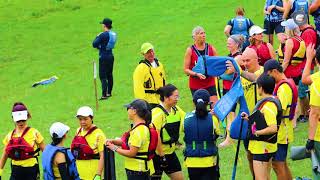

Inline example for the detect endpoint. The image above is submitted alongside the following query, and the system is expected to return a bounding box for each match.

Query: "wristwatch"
[112,146,119,152]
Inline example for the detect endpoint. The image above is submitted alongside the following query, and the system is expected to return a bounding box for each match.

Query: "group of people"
[2,0,320,180]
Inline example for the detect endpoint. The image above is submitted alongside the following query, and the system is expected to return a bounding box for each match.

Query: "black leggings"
[126,169,150,180]
[188,166,219,180]
[10,164,39,180]
[99,55,114,96]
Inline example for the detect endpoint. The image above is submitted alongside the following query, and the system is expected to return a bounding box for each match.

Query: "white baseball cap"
[281,19,299,30]
[49,122,70,138]
[249,25,266,37]
[76,106,93,117]
[12,110,28,122]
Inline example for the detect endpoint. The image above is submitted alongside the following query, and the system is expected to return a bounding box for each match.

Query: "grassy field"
[0,0,313,179]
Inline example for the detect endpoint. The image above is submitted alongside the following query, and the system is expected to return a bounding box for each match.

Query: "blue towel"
[192,56,249,139]
[32,76,58,87]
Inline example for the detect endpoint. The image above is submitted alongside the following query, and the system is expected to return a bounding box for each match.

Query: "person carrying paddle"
[70,106,106,180]
[0,102,45,180]
[241,74,281,180]
[106,99,156,180]
[182,89,220,180]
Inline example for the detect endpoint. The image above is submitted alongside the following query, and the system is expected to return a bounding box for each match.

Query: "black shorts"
[253,153,275,162]
[152,153,182,179]
[10,164,39,180]
[264,20,284,34]
[126,169,150,180]
[273,144,289,162]
[187,166,219,180]
[190,86,217,96]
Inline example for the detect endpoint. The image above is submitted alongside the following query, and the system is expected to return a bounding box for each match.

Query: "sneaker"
[99,96,108,100]
[299,116,308,123]
[106,94,112,97]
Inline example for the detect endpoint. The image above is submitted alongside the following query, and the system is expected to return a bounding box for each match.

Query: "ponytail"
[195,99,208,119]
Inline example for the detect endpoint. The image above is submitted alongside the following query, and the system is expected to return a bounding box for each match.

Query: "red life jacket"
[189,43,216,89]
[121,123,158,161]
[249,42,272,66]
[5,127,39,160]
[273,78,298,120]
[71,126,99,160]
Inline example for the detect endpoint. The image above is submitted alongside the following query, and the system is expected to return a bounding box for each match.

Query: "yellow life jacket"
[277,36,306,66]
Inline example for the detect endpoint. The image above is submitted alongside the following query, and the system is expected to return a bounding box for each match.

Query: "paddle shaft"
[93,61,99,111]
[232,117,244,180]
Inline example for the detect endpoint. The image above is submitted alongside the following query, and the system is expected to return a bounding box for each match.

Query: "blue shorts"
[298,80,309,98]
[273,144,288,162]
[253,153,275,162]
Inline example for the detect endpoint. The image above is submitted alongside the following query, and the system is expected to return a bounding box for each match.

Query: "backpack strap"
[156,105,169,116]
[84,126,98,137]
[191,45,202,57]
[11,127,31,139]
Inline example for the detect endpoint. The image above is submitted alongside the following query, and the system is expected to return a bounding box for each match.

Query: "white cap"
[249,25,265,37]
[12,110,28,122]
[76,106,93,117]
[50,122,70,138]
[281,19,299,30]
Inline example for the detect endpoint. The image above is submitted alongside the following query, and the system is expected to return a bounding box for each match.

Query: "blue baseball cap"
[264,59,282,73]
[193,89,210,104]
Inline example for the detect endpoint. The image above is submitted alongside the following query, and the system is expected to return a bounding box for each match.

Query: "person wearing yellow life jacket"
[106,99,158,180]
[71,106,106,180]
[133,42,166,109]
[242,74,282,180]
[151,84,185,180]
[264,59,298,180]
[0,102,45,180]
[42,122,80,180]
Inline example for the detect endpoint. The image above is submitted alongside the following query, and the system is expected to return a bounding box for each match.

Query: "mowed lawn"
[0,0,312,179]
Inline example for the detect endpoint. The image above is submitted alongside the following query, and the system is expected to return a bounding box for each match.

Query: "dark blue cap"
[193,89,210,104]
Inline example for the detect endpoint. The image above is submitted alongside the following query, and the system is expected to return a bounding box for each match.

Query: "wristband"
[112,146,119,152]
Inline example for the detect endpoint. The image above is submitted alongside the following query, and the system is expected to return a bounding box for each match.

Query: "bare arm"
[302,44,315,85]
[241,71,258,82]
[224,25,232,37]
[39,141,45,151]
[256,124,278,135]
[282,39,294,71]
[310,0,320,14]
[0,147,8,170]
[267,43,276,59]
[96,151,104,176]
[107,141,140,158]
[282,0,291,19]
[183,47,206,79]
[309,106,320,139]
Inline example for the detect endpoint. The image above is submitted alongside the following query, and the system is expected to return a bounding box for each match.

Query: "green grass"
[0,0,313,179]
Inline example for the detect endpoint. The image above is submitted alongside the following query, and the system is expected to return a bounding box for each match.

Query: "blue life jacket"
[265,0,284,22]
[291,0,309,16]
[42,144,80,180]
[106,30,117,50]
[311,0,320,31]
[230,16,250,39]
[184,112,218,157]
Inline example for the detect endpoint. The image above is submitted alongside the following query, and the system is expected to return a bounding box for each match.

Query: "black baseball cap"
[124,99,149,111]
[264,59,282,73]
[193,89,210,104]
[100,18,112,28]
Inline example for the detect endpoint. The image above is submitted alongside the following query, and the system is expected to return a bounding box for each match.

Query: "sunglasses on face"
[16,120,26,123]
